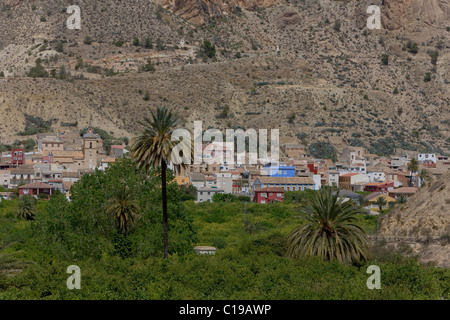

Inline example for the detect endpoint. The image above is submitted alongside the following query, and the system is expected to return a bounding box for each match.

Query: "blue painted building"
[263,165,296,177]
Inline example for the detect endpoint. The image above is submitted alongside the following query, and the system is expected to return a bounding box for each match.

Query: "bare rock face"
[1,0,21,6]
[379,172,450,267]
[275,10,301,30]
[383,0,450,30]
[152,0,278,24]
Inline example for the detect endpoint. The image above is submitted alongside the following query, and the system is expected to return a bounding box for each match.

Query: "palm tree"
[15,195,36,221]
[130,106,191,259]
[374,196,387,214]
[396,194,408,204]
[407,158,419,187]
[418,168,431,187]
[107,186,140,236]
[286,187,370,264]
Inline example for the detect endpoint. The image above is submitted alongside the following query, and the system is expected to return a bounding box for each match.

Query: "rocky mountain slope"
[0,0,449,155]
[378,172,450,267]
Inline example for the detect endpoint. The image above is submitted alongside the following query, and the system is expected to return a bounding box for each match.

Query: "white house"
[418,154,436,164]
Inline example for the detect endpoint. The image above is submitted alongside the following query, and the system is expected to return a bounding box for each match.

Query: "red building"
[364,181,394,193]
[307,162,318,174]
[19,182,55,198]
[11,148,25,166]
[254,187,284,204]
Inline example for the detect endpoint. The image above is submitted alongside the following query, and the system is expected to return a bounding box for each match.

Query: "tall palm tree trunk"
[161,159,169,259]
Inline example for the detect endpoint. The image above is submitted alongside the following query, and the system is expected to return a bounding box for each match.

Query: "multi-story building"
[11,148,25,166]
[254,187,284,204]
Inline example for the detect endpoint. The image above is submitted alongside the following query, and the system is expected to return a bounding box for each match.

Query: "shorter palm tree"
[107,186,140,236]
[396,194,408,204]
[375,196,387,214]
[15,195,36,221]
[286,187,370,264]
[407,158,419,187]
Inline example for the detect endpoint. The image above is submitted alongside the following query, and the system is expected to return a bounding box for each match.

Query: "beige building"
[342,147,367,165]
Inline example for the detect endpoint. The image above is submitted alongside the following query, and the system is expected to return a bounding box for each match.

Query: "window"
[89,142,92,149]
[261,193,267,197]
[261,200,266,204]
[200,192,203,195]
[277,193,282,197]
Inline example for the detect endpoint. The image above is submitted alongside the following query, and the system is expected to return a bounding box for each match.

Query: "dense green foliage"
[0,160,448,299]
[199,40,216,60]
[17,113,52,136]
[27,60,48,78]
[309,142,338,162]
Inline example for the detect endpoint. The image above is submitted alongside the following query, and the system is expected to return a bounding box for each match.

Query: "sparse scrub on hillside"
[406,41,419,54]
[17,114,52,136]
[198,40,216,60]
[141,59,155,72]
[143,37,153,49]
[429,50,439,65]
[26,59,48,78]
[381,54,389,66]
[83,36,93,45]
[309,142,337,162]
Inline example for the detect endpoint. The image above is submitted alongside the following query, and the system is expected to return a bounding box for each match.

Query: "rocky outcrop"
[151,0,278,24]
[383,0,450,30]
[275,9,301,30]
[379,172,450,267]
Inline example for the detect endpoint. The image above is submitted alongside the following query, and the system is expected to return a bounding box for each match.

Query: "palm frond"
[287,187,370,264]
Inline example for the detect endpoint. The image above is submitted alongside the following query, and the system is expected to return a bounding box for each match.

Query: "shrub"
[83,36,92,45]
[424,72,432,82]
[143,38,153,49]
[381,54,389,65]
[141,60,155,72]
[287,113,295,124]
[27,60,48,78]
[429,50,438,65]
[156,38,164,51]
[407,41,418,54]
[114,40,124,47]
[333,20,341,32]
[55,42,64,53]
[200,40,216,59]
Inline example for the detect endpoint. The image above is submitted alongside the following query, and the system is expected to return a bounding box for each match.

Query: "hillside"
[0,0,449,155]
[378,172,450,267]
